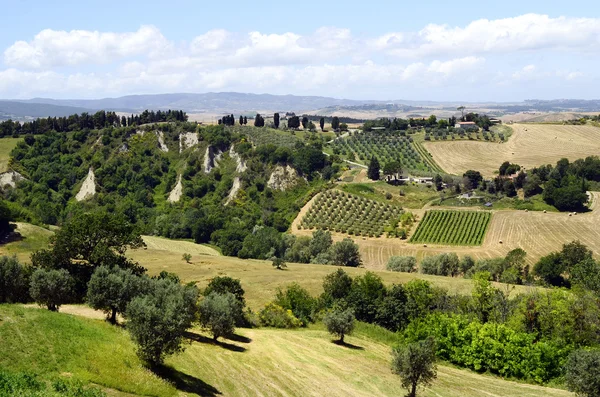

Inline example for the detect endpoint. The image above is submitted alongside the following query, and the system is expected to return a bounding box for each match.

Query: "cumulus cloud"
[4,25,170,69]
[378,14,600,57]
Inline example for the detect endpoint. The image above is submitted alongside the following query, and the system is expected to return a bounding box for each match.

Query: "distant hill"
[0,101,94,120]
[15,93,385,114]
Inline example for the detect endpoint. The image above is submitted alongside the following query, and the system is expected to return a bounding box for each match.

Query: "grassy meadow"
[0,137,21,173]
[0,305,573,397]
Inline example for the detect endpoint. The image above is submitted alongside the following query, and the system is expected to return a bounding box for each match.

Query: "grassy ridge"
[0,137,22,173]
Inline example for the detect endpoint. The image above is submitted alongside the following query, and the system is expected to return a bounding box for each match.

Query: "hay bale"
[423,244,427,248]
[499,240,503,244]
[543,210,547,213]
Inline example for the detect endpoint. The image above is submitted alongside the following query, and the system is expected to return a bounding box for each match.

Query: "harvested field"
[424,124,600,176]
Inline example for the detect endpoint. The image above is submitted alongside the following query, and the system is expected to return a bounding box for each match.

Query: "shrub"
[274,283,316,325]
[347,272,386,323]
[126,279,198,365]
[565,349,600,397]
[323,307,356,343]
[259,303,302,328]
[199,292,240,341]
[30,268,74,311]
[204,276,246,307]
[386,256,417,273]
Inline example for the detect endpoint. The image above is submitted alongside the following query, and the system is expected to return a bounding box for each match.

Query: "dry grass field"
[0,137,22,173]
[424,124,600,176]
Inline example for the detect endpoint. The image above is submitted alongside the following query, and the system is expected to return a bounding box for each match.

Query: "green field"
[410,210,491,245]
[340,182,442,209]
[0,305,573,397]
[0,137,22,172]
[300,190,402,237]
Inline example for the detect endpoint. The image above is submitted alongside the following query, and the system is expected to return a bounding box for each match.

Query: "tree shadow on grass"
[152,365,221,397]
[333,340,365,350]
[185,331,247,352]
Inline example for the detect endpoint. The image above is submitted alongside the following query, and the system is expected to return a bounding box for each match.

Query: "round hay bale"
[499,240,503,244]
[525,209,528,212]
[569,213,572,217]
[543,210,547,213]
[573,212,577,216]
[423,244,427,248]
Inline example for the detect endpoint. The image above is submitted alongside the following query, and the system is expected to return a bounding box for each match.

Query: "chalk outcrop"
[0,171,24,188]
[167,174,183,203]
[156,131,169,152]
[267,165,299,191]
[225,177,242,205]
[230,146,247,173]
[179,132,199,153]
[75,168,96,201]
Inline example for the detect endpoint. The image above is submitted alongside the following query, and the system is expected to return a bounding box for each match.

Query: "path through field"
[424,124,600,176]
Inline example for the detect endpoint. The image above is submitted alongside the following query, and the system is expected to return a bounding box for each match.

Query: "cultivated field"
[410,210,491,245]
[292,192,600,269]
[0,137,21,173]
[0,305,572,397]
[299,190,402,237]
[424,124,600,176]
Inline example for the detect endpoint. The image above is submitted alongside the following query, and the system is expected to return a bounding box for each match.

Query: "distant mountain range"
[1,93,600,121]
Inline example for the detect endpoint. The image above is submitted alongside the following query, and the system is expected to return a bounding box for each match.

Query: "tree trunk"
[110,308,117,324]
[340,334,344,343]
[410,381,417,397]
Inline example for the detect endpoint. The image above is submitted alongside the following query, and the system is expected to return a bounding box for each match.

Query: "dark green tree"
[274,113,280,129]
[331,116,340,131]
[301,116,309,129]
[319,117,325,131]
[322,268,353,304]
[0,256,30,303]
[347,272,386,323]
[462,170,483,190]
[0,200,16,241]
[391,337,437,397]
[368,156,381,180]
[330,238,362,267]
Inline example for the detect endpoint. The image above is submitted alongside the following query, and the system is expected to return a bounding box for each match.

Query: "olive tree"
[386,256,417,273]
[87,266,149,324]
[565,349,600,397]
[330,238,362,267]
[29,268,74,311]
[391,337,437,397]
[126,279,198,365]
[323,307,355,343]
[198,292,240,341]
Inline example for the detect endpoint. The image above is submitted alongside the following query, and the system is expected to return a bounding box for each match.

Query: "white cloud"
[4,25,170,69]
[379,14,600,57]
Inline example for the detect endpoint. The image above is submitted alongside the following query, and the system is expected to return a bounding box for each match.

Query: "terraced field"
[410,210,491,245]
[424,124,600,176]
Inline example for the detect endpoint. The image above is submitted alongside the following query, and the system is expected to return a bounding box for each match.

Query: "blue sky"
[1,0,599,101]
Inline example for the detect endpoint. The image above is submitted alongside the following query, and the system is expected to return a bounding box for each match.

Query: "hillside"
[0,101,94,120]
[0,305,573,397]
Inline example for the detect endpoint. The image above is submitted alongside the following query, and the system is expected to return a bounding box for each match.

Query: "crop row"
[410,210,491,246]
[299,190,403,238]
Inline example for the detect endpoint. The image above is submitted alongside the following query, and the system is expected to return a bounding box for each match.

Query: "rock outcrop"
[267,165,299,191]
[179,132,199,153]
[167,174,183,203]
[0,171,24,188]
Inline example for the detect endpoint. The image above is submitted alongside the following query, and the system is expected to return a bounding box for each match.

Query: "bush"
[386,256,417,273]
[565,349,600,397]
[204,276,246,307]
[420,253,459,276]
[30,268,74,311]
[126,279,198,365]
[199,292,240,340]
[0,369,106,396]
[0,256,31,303]
[259,303,302,328]
[347,272,386,323]
[323,307,355,343]
[274,283,317,325]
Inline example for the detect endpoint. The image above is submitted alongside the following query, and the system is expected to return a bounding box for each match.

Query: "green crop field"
[230,125,300,148]
[332,131,431,171]
[299,190,403,237]
[410,210,491,246]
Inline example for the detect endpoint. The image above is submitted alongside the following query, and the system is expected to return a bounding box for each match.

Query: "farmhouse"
[413,177,433,184]
[455,121,477,129]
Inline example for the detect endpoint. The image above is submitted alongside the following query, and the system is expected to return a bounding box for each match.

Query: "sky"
[1,0,599,101]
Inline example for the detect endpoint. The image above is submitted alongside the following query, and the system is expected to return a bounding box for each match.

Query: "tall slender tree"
[320,117,325,131]
[274,113,280,129]
[368,156,381,180]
